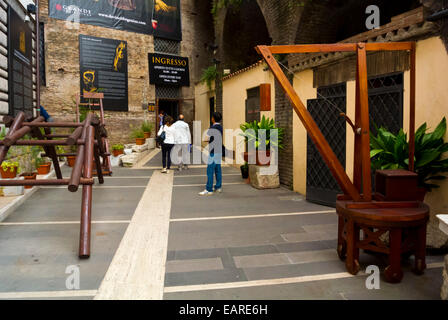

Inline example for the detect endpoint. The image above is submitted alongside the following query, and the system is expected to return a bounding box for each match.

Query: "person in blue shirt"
[199,112,224,196]
[39,105,54,122]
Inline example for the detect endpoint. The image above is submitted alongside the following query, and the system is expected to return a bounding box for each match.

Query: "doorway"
[158,99,180,122]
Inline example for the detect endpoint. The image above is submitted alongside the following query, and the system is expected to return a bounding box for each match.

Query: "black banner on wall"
[79,35,128,111]
[8,7,33,117]
[148,53,189,87]
[49,0,182,41]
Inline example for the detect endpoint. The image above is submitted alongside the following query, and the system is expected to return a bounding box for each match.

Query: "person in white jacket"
[157,115,176,173]
[172,114,191,171]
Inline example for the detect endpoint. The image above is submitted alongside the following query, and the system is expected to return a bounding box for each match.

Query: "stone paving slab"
[2,187,145,222]
[164,267,444,300]
[0,223,128,292]
[170,185,333,219]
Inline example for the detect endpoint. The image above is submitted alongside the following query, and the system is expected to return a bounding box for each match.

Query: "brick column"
[275,75,293,187]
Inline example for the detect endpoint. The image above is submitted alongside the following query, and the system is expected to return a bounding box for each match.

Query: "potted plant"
[240,162,249,180]
[240,116,284,166]
[370,117,448,200]
[20,146,41,189]
[20,172,37,189]
[141,121,153,139]
[36,156,51,175]
[112,144,125,157]
[0,161,19,179]
[131,128,146,146]
[66,145,77,167]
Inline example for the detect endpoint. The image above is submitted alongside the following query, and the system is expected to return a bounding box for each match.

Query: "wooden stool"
[336,200,429,283]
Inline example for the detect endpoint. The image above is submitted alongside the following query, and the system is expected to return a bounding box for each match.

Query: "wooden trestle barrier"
[0,92,112,259]
[257,42,429,283]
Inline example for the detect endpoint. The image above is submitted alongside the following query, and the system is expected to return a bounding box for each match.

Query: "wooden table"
[336,200,430,283]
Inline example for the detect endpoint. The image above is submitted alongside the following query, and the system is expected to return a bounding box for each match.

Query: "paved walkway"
[0,149,445,299]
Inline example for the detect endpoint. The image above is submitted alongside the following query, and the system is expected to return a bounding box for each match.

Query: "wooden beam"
[408,42,416,172]
[365,42,413,51]
[356,43,372,201]
[257,43,357,54]
[255,42,414,55]
[257,45,361,201]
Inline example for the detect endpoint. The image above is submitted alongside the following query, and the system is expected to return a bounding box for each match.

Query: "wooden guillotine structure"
[257,42,429,283]
[0,93,112,259]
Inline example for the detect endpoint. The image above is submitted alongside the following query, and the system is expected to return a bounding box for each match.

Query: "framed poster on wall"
[49,0,182,40]
[8,7,33,117]
[79,35,128,111]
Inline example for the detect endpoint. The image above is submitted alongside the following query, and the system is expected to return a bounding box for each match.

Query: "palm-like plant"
[240,115,284,150]
[370,117,448,191]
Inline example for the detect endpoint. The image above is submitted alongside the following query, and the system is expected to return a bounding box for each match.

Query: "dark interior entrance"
[159,99,180,122]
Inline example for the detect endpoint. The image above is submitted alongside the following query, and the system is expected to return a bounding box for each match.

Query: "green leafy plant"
[370,117,448,191]
[200,65,220,91]
[130,128,145,139]
[112,144,124,151]
[141,121,153,133]
[240,115,284,150]
[0,126,6,139]
[35,156,50,167]
[1,161,19,173]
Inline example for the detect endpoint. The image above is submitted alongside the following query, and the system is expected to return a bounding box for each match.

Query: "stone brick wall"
[39,0,213,145]
[442,255,448,300]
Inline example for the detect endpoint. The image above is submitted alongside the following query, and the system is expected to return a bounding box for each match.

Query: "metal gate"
[306,83,347,207]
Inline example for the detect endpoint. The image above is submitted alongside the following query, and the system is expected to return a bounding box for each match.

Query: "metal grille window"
[154,37,180,55]
[156,85,180,99]
[368,73,404,135]
[245,87,260,123]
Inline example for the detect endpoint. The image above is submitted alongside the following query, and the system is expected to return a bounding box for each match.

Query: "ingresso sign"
[148,53,190,87]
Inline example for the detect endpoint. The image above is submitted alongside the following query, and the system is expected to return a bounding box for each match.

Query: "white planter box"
[438,215,448,236]
[0,176,24,197]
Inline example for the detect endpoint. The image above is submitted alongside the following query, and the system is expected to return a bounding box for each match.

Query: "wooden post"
[79,125,95,259]
[356,43,372,201]
[409,42,416,172]
[353,52,362,192]
[257,45,361,201]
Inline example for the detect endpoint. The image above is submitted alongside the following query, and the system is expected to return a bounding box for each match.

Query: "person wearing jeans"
[157,115,176,173]
[199,112,223,196]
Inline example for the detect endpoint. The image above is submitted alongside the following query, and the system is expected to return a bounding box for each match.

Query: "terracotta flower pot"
[112,149,124,157]
[67,156,76,167]
[136,138,145,146]
[0,166,18,179]
[243,151,271,166]
[21,172,37,189]
[144,131,151,139]
[37,163,51,175]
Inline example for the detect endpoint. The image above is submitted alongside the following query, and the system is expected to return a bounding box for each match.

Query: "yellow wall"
[292,69,316,195]
[194,81,214,146]
[404,37,448,218]
[222,63,276,133]
[221,64,276,158]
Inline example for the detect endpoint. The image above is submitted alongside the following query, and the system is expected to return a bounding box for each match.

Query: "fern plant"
[370,117,448,191]
[200,65,220,91]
